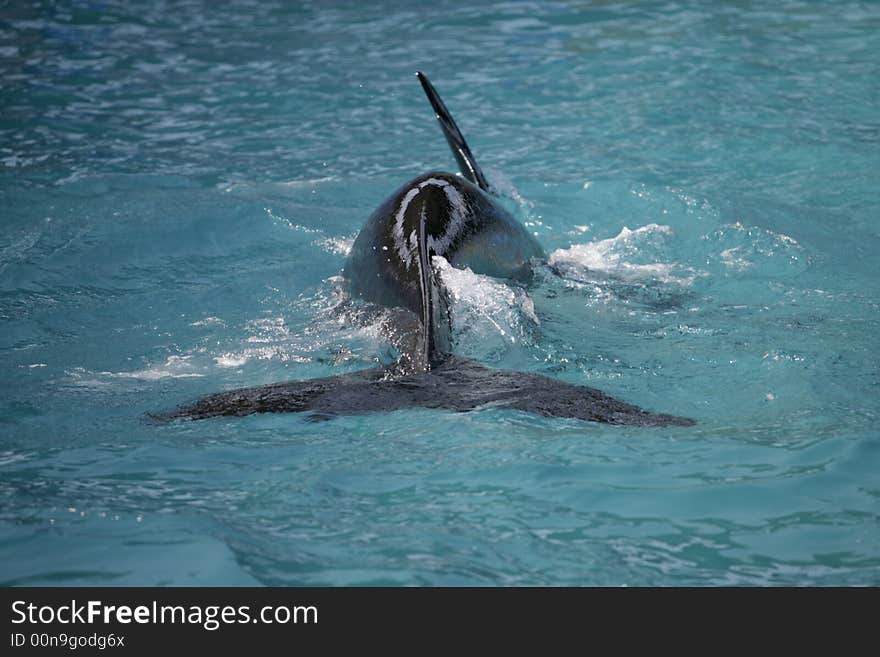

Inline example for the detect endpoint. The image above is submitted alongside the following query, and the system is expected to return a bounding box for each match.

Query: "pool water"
[1,0,878,585]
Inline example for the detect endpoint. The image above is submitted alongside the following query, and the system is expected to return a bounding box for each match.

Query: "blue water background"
[1,1,878,585]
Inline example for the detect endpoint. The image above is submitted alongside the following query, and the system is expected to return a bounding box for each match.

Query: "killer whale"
[158,73,694,427]
[343,170,544,373]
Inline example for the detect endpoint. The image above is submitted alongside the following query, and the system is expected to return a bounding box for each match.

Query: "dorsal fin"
[416,72,490,192]
[413,188,451,370]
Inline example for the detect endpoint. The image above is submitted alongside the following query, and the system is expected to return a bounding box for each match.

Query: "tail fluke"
[416,71,491,192]
[152,358,694,427]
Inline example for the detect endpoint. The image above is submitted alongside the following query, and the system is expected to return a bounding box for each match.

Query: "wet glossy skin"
[158,83,694,427]
[344,171,545,318]
[160,173,694,427]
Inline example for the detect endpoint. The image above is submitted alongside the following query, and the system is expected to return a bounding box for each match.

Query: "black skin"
[343,171,543,370]
[155,357,695,427]
[345,172,543,317]
[154,172,695,427]
[155,73,695,427]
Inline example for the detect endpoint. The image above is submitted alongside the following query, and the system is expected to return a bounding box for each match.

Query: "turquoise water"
[2,0,878,585]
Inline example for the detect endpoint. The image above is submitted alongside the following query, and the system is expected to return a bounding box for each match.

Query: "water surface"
[1,0,878,585]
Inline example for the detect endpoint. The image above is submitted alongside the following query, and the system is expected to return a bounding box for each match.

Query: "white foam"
[549,224,698,286]
[190,316,225,327]
[316,235,354,257]
[433,256,538,345]
[213,347,311,367]
[715,222,804,271]
[244,316,291,343]
[214,354,250,367]
[63,356,206,386]
[116,355,205,380]
[720,247,752,271]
